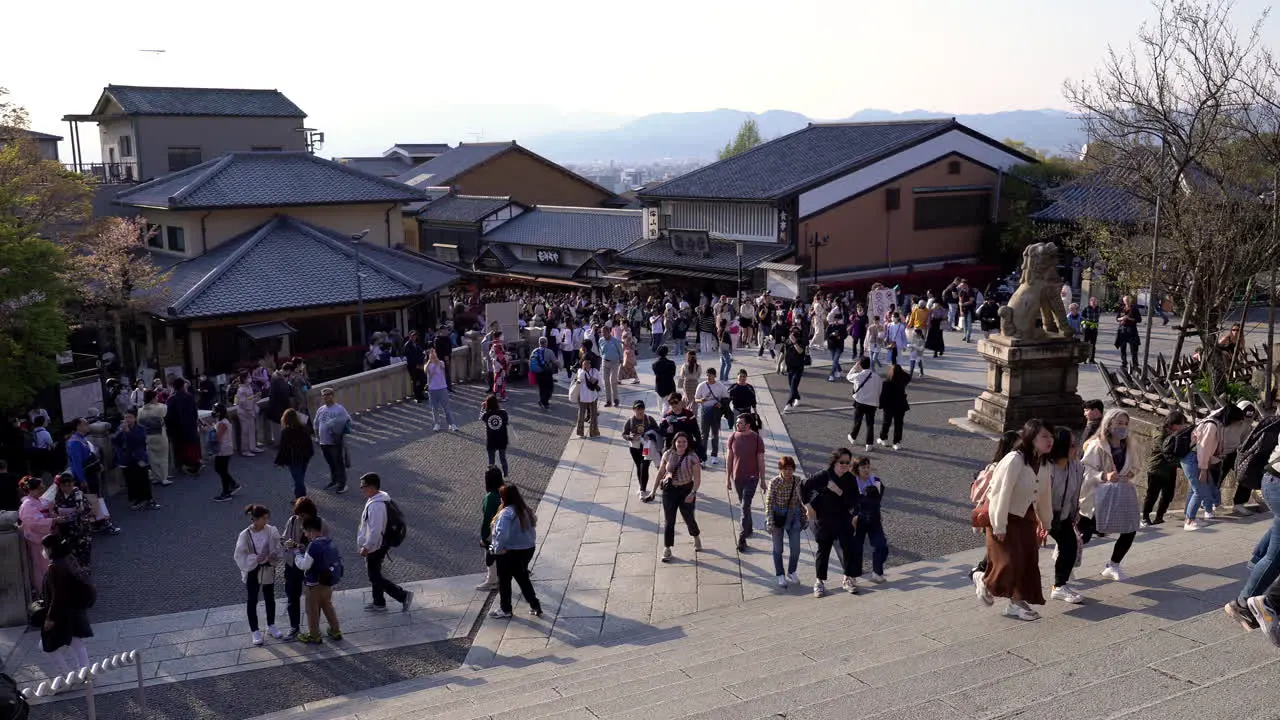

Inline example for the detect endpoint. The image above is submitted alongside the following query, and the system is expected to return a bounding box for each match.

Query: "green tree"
[718,118,763,160]
[0,87,93,409]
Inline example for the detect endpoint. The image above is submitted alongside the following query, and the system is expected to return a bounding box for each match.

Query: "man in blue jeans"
[1224,468,1280,631]
[725,415,766,552]
[314,388,351,493]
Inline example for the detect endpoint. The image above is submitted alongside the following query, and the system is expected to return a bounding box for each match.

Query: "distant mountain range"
[524,108,1086,164]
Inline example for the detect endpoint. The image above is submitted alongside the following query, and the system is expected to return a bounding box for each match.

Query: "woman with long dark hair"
[40,534,94,675]
[488,484,542,618]
[970,430,1020,603]
[877,363,911,451]
[1143,411,1187,526]
[475,466,505,591]
[656,431,703,562]
[800,448,861,597]
[280,496,330,640]
[274,409,314,499]
[782,330,808,412]
[980,420,1054,621]
[211,403,241,502]
[1046,427,1085,604]
[678,350,701,404]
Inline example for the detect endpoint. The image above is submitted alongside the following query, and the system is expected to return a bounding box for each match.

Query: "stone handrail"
[304,362,414,417]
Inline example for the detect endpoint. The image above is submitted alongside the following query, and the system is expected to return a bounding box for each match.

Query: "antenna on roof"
[298,128,325,154]
[466,129,485,143]
[138,49,167,53]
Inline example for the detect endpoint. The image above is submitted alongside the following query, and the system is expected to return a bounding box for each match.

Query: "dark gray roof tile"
[103,85,306,117]
[639,120,959,201]
[418,195,514,223]
[158,216,456,319]
[482,206,641,251]
[394,142,515,187]
[334,156,414,178]
[116,152,428,209]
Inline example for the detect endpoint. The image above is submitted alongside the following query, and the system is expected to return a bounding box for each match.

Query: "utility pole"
[1141,192,1162,377]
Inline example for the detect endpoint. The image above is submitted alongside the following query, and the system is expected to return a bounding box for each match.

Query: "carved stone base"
[967,334,1091,434]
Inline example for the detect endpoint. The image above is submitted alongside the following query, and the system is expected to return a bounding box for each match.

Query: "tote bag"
[1094,482,1140,534]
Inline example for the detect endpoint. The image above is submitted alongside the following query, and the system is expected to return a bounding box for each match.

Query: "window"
[145,223,163,249]
[913,193,991,230]
[250,146,282,152]
[947,160,961,175]
[167,147,202,172]
[119,136,133,158]
[165,225,186,252]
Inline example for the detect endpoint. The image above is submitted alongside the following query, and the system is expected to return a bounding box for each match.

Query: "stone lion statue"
[998,242,1074,341]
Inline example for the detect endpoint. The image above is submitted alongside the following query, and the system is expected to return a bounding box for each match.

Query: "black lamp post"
[808,232,829,291]
[352,229,370,359]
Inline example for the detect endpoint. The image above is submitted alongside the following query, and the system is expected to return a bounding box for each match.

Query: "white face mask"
[1111,426,1129,440]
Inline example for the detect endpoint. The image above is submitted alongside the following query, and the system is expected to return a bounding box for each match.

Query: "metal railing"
[22,648,146,718]
[63,161,138,183]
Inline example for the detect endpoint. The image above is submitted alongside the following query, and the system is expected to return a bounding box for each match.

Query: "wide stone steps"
[253,517,1280,720]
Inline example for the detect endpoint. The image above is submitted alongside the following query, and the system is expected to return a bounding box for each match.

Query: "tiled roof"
[156,215,456,319]
[102,85,306,117]
[6,128,63,141]
[615,237,790,272]
[1030,183,1152,225]
[335,156,413,178]
[479,244,519,267]
[394,142,516,187]
[386,143,451,156]
[116,152,428,209]
[418,194,514,223]
[638,120,959,201]
[481,206,641,251]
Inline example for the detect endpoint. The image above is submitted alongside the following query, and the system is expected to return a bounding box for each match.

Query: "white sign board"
[643,207,660,240]
[60,378,103,421]
[766,269,799,300]
[485,301,521,344]
[867,287,898,322]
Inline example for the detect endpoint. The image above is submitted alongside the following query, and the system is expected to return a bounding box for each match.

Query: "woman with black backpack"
[40,534,94,675]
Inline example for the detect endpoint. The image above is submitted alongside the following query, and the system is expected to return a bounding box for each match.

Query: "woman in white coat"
[1079,409,1140,581]
[233,504,285,646]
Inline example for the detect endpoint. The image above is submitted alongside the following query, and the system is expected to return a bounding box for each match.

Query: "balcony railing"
[64,160,138,183]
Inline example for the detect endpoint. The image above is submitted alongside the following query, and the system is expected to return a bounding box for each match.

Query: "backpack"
[206,425,221,455]
[970,462,996,505]
[0,672,30,720]
[1234,415,1280,491]
[530,348,548,374]
[315,538,345,586]
[1162,425,1195,460]
[383,499,407,548]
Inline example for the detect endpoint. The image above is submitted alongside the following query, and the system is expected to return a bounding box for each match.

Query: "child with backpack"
[1143,411,1187,526]
[295,515,342,643]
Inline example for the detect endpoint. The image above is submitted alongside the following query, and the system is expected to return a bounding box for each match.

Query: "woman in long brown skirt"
[979,419,1054,620]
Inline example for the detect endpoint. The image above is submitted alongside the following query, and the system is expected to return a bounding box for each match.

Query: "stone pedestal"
[968,334,1090,433]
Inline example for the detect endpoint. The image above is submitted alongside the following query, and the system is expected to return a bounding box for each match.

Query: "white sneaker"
[661,547,672,562]
[1002,600,1039,621]
[813,580,826,598]
[846,433,857,445]
[432,424,441,432]
[708,456,718,466]
[868,572,886,584]
[786,572,800,585]
[776,575,788,588]
[892,444,901,451]
[973,571,994,606]
[791,399,800,408]
[267,625,283,640]
[782,405,791,414]
[865,444,873,453]
[1051,585,1084,604]
[1203,509,1215,521]
[1184,520,1203,531]
[1101,563,1127,581]
[842,576,858,594]
[449,424,460,432]
[875,438,886,447]
[251,631,263,646]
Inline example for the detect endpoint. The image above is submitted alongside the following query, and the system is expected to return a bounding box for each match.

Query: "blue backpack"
[205,425,220,454]
[530,347,548,374]
[312,537,344,586]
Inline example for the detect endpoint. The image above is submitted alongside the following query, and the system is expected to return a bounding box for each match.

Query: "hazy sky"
[5,0,1278,160]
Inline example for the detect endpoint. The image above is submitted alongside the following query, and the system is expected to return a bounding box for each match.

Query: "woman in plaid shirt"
[766,456,807,588]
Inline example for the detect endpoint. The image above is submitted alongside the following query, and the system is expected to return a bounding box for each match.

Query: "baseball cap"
[632,400,646,409]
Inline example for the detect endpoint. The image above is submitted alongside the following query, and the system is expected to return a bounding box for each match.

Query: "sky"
[5,0,1279,160]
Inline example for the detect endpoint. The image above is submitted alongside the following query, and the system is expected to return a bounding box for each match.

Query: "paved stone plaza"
[11,313,1280,719]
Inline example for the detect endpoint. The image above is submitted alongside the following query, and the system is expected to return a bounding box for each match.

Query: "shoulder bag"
[245,530,277,585]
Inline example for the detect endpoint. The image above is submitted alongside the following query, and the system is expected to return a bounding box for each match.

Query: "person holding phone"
[1079,409,1139,581]
[622,401,659,501]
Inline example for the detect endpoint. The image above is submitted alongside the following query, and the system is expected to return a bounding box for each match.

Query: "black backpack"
[383,499,407,548]
[0,673,29,720]
[1234,415,1280,492]
[1162,425,1197,461]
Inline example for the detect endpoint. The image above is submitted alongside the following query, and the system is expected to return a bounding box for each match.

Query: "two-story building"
[61,84,309,184]
[114,151,455,380]
[634,119,1036,294]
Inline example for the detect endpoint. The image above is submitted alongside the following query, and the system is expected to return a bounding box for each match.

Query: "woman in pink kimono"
[235,371,263,457]
[619,325,639,384]
[18,476,59,598]
[490,331,510,402]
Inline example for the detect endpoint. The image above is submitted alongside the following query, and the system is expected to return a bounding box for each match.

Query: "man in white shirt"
[357,472,414,612]
[649,311,666,353]
[694,368,730,466]
[555,321,575,379]
[884,313,911,366]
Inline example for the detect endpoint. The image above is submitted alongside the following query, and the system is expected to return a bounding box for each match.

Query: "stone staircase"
[251,518,1280,720]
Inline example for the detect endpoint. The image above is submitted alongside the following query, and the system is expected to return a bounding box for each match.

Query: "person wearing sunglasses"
[800,448,861,598]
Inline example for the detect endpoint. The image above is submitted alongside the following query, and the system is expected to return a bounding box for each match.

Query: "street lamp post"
[808,232,829,295]
[352,229,370,360]
[736,242,743,304]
